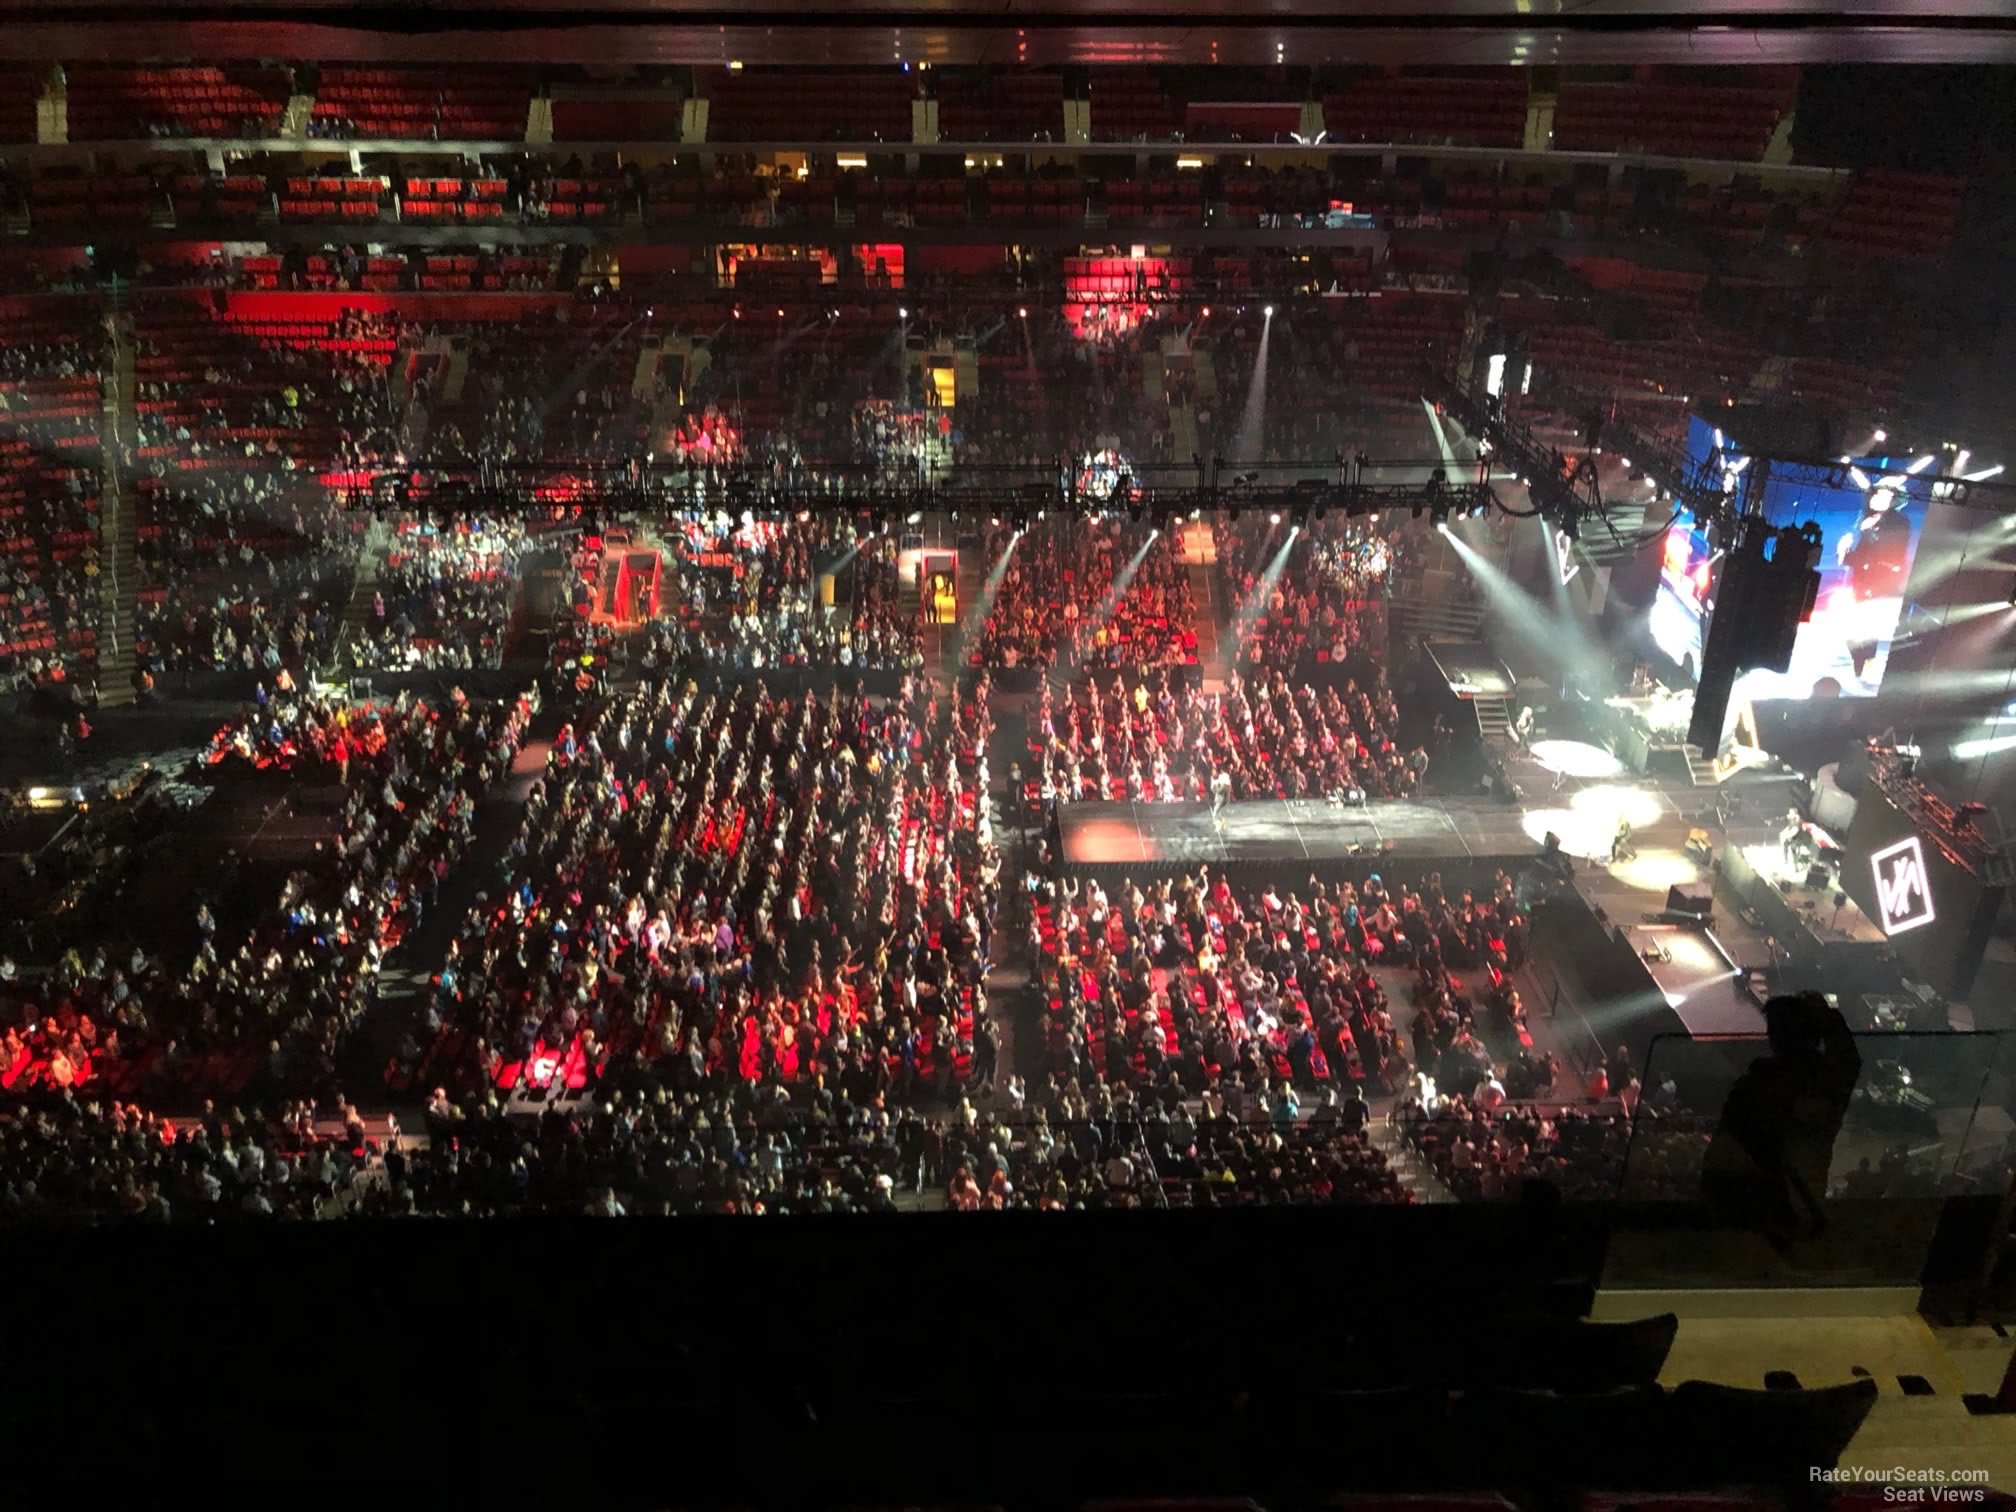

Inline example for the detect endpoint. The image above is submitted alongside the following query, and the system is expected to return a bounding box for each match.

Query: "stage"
[1057,793,1540,870]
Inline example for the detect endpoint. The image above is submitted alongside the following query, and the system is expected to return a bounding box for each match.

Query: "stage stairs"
[1684,745,1720,786]
[1474,697,1513,743]
[1582,494,1654,571]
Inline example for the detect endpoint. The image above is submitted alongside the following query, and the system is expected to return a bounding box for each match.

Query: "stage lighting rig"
[1426,365,1605,540]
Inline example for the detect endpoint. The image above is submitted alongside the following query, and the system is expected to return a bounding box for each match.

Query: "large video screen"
[1650,416,1928,699]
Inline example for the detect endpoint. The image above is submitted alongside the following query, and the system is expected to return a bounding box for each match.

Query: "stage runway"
[1058,794,1549,868]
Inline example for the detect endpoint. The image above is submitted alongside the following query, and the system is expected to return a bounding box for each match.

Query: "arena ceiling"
[4,0,2016,67]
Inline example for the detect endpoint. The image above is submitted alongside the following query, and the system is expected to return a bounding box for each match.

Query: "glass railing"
[1600,1028,2013,1289]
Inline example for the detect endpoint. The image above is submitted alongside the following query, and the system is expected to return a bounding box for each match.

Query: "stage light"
[1201,306,1210,318]
[906,511,922,524]
[1527,740,1626,780]
[1263,304,1275,318]
[898,307,908,319]
[776,308,784,318]
[1610,849,1706,892]
[1873,428,1887,443]
[1017,307,1027,319]
[1436,522,1449,535]
[1269,512,1281,525]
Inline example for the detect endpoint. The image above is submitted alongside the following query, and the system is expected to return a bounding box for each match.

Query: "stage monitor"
[1650,416,1930,700]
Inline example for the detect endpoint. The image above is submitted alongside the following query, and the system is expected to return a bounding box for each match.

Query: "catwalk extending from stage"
[1058,792,1543,868]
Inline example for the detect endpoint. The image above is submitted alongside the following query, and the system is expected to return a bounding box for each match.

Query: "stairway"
[630,338,663,404]
[280,93,314,140]
[1474,696,1513,743]
[1387,594,1485,644]
[334,520,395,673]
[95,314,140,706]
[1581,492,1654,572]
[1683,745,1720,787]
[1370,1116,1458,1204]
[1193,343,1218,404]
[438,341,470,406]
[940,525,984,675]
[1180,520,1229,686]
[1168,401,1199,468]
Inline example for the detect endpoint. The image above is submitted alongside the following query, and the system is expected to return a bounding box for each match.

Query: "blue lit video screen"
[1650,415,1928,700]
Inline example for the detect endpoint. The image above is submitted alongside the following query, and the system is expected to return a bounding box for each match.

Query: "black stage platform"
[1057,794,1534,870]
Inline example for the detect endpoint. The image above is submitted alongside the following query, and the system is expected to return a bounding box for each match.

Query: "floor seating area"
[409,677,994,1104]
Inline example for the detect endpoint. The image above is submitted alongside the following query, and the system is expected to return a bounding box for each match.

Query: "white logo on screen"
[1554,528,1580,587]
[1870,837,1936,936]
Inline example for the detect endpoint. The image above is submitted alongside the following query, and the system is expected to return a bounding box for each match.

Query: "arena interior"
[6,0,2016,1501]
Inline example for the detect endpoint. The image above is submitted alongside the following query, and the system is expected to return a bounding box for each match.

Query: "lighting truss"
[335,456,1491,523]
